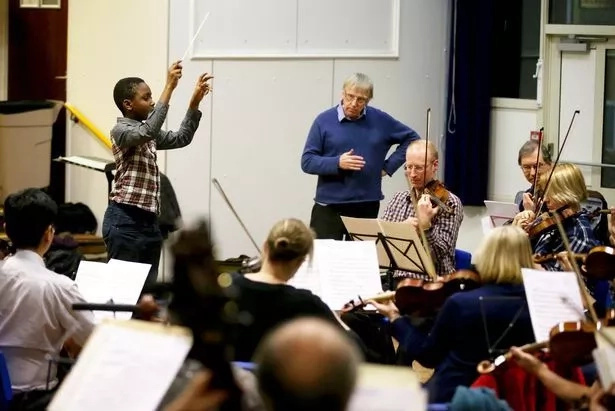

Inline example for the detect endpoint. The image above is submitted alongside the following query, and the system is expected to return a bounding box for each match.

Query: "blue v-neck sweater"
[301,105,419,204]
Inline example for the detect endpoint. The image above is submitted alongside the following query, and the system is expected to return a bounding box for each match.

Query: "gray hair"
[342,73,374,99]
[517,139,553,165]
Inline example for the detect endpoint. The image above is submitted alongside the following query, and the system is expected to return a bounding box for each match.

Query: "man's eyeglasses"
[343,92,369,105]
[520,163,548,173]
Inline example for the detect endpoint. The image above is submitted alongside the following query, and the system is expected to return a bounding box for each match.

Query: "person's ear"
[123,99,133,112]
[433,158,439,172]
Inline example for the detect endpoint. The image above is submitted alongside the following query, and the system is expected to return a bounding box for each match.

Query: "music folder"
[483,200,518,227]
[341,216,435,279]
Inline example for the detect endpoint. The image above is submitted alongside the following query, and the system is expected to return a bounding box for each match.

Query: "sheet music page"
[286,257,322,296]
[74,261,116,322]
[105,259,150,319]
[315,240,383,310]
[48,320,192,411]
[340,216,390,267]
[594,327,615,388]
[348,364,426,411]
[522,269,584,341]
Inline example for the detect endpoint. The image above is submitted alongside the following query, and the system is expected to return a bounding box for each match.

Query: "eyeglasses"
[520,163,548,173]
[404,163,434,173]
[343,92,369,105]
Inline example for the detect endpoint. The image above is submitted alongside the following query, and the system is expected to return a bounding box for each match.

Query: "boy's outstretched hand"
[189,73,213,109]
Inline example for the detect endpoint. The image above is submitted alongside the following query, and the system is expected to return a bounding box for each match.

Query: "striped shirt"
[110,102,202,214]
[381,188,464,279]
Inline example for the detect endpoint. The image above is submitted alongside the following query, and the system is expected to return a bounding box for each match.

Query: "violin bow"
[531,128,544,201]
[211,178,262,254]
[534,111,580,214]
[411,108,437,280]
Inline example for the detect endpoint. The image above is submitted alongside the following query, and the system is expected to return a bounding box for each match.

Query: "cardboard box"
[0,100,62,201]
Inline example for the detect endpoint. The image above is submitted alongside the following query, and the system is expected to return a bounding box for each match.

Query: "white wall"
[64,0,530,267]
[167,0,452,259]
[66,0,169,235]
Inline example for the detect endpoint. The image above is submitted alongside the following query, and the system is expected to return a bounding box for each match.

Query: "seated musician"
[381,140,463,281]
[229,218,347,361]
[369,226,535,402]
[516,139,553,212]
[513,163,600,270]
[0,189,95,409]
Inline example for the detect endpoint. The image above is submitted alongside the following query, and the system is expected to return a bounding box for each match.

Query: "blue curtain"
[444,0,494,206]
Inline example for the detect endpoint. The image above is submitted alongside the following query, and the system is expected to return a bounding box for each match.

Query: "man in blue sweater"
[301,73,419,240]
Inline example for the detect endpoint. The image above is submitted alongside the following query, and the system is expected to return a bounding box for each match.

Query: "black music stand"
[341,217,433,290]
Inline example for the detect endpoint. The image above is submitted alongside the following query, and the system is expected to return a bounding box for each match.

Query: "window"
[491,0,541,99]
[601,50,615,187]
[550,0,615,25]
[19,0,60,8]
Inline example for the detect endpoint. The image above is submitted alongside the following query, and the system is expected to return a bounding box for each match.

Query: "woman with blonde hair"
[230,218,343,361]
[370,226,536,402]
[512,163,600,271]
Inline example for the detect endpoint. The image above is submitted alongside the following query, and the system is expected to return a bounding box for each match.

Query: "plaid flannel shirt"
[110,102,202,214]
[381,188,464,280]
[533,213,600,271]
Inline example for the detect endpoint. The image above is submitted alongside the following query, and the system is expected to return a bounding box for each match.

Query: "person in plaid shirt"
[102,61,212,287]
[512,163,612,311]
[381,140,464,281]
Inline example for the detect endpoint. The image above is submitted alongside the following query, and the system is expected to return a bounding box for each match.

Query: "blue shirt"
[301,104,419,204]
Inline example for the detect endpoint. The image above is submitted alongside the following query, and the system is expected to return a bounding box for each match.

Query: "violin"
[525,206,575,239]
[477,309,615,374]
[343,269,481,315]
[534,245,615,281]
[423,180,453,214]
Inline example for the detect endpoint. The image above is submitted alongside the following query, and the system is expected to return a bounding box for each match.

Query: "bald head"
[254,318,361,411]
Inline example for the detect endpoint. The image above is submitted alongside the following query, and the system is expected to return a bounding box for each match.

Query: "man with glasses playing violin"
[517,140,553,212]
[381,140,464,282]
[301,73,419,240]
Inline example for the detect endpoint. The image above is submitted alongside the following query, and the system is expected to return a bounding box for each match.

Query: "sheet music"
[348,364,426,411]
[594,327,615,388]
[522,269,584,341]
[484,200,518,227]
[287,258,322,296]
[48,320,192,411]
[75,259,150,321]
[340,216,390,266]
[288,240,382,310]
[316,240,383,310]
[55,155,112,172]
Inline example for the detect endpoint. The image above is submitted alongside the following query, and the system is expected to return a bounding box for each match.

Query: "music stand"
[341,217,435,289]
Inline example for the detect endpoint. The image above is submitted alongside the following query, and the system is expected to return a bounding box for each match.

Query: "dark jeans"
[309,201,380,240]
[102,201,162,288]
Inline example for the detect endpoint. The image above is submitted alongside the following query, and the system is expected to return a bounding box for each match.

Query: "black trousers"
[309,201,380,240]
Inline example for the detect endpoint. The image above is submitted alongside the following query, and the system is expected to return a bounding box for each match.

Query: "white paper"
[317,241,383,310]
[593,346,615,389]
[522,269,584,341]
[55,155,111,171]
[481,215,494,235]
[74,259,150,321]
[484,200,518,227]
[48,320,192,411]
[348,364,427,411]
[288,240,383,310]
